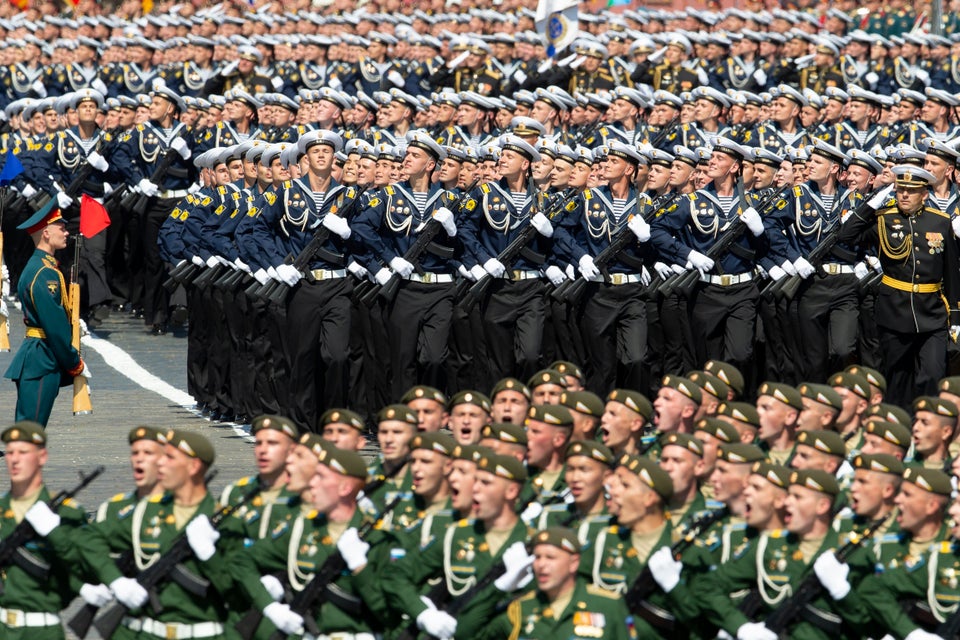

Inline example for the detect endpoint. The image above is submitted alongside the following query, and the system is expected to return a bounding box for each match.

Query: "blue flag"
[0,150,23,186]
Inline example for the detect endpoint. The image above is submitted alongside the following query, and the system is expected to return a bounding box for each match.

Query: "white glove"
[530,212,553,237]
[648,47,667,63]
[205,256,219,268]
[322,213,351,239]
[671,263,686,275]
[753,68,767,86]
[494,541,535,592]
[952,216,960,239]
[433,206,457,237]
[579,254,601,281]
[544,265,566,286]
[192,255,205,267]
[268,266,283,283]
[263,602,304,635]
[686,250,714,272]
[260,575,285,601]
[417,597,457,638]
[795,54,815,69]
[813,550,851,600]
[916,68,931,85]
[641,266,652,286]
[270,77,284,90]
[185,515,219,561]
[951,325,960,343]
[447,50,470,69]
[91,78,109,95]
[188,182,202,195]
[865,71,879,88]
[740,206,764,237]
[137,179,159,197]
[737,622,778,640]
[628,215,650,241]
[570,55,587,70]
[459,264,475,281]
[374,267,392,286]
[470,264,487,281]
[253,268,269,285]
[520,500,544,524]
[328,76,342,90]
[31,79,46,97]
[347,261,367,279]
[565,264,577,280]
[80,362,91,379]
[104,182,114,195]
[232,257,248,273]
[906,629,950,640]
[25,501,60,536]
[337,527,370,572]
[767,265,786,281]
[866,255,882,273]
[557,52,579,67]
[854,262,869,280]
[87,151,108,172]
[868,184,894,209]
[537,59,553,74]
[1,263,9,297]
[276,264,303,286]
[80,583,113,607]
[20,184,37,199]
[653,262,672,279]
[387,70,405,87]
[484,258,506,278]
[170,137,191,160]
[648,546,682,593]
[56,192,73,209]
[220,59,240,76]
[389,256,415,277]
[109,577,148,609]
[0,300,8,318]
[794,257,815,279]
[780,259,797,276]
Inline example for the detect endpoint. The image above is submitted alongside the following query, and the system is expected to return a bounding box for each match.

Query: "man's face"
[912,411,952,457]
[599,401,642,451]
[157,444,194,492]
[783,485,826,535]
[796,398,836,431]
[602,155,633,183]
[670,161,695,189]
[608,467,655,526]
[472,470,512,521]
[860,431,905,459]
[491,390,529,423]
[924,155,952,186]
[448,459,477,513]
[309,463,346,513]
[411,449,449,498]
[550,160,574,188]
[525,420,564,468]
[706,151,738,182]
[894,482,942,534]
[658,445,700,498]
[533,544,578,594]
[449,403,489,445]
[408,399,447,433]
[709,459,750,503]
[321,422,364,451]
[743,474,784,529]
[531,384,564,406]
[844,165,873,192]
[790,445,838,473]
[285,444,319,494]
[254,429,294,477]
[130,439,163,491]
[377,420,414,462]
[653,387,694,433]
[439,158,462,183]
[497,149,529,180]
[5,442,47,486]
[564,456,609,508]
[756,395,794,441]
[849,469,894,518]
[646,164,671,191]
[806,154,835,183]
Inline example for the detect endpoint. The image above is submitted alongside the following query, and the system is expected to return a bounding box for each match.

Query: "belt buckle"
[423,273,434,283]
[7,610,17,627]
[913,283,920,293]
[511,270,521,280]
[720,274,732,286]
[166,623,178,640]
[611,274,623,285]
[827,264,838,275]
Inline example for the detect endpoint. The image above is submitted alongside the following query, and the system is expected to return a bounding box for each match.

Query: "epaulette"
[148,494,164,503]
[688,193,697,202]
[104,132,113,142]
[564,200,577,212]
[56,131,66,140]
[109,492,129,502]
[306,509,319,519]
[793,186,803,197]
[926,206,950,219]
[385,185,395,195]
[264,191,277,206]
[247,206,258,217]
[368,195,381,207]
[769,528,786,538]
[200,196,213,206]
[136,124,145,132]
[516,590,537,602]
[62,497,79,508]
[586,584,621,599]
[217,185,227,195]
[480,184,491,194]
[583,189,592,200]
[457,518,475,527]
[282,180,292,189]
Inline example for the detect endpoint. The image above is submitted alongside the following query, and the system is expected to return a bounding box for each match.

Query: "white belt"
[123,616,224,639]
[700,272,753,286]
[821,263,855,275]
[159,189,189,199]
[307,634,379,640]
[608,273,643,285]
[510,270,541,281]
[405,272,454,283]
[0,607,59,628]
[309,268,348,280]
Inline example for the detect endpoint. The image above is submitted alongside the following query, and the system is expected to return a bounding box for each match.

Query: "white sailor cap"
[406,129,446,161]
[845,149,883,174]
[499,134,540,162]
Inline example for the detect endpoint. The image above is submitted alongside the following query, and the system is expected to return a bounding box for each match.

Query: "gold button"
[913,284,920,292]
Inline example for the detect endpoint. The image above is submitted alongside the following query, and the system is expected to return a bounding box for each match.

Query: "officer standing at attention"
[4,200,89,426]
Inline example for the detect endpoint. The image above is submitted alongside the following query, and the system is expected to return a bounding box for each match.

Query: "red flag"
[80,194,111,238]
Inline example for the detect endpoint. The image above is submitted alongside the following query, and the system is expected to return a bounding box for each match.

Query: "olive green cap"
[751,461,791,489]
[400,385,447,405]
[532,526,581,553]
[846,365,886,392]
[659,432,704,457]
[2,421,46,446]
[758,381,803,411]
[718,443,765,464]
[316,444,368,479]
[411,432,457,456]
[902,466,952,496]
[828,371,871,400]
[703,360,744,396]
[564,440,615,466]
[549,360,585,385]
[490,377,532,400]
[796,429,846,458]
[618,454,673,501]
[320,408,365,431]
[377,404,419,425]
[251,414,300,440]
[913,396,959,418]
[128,425,163,444]
[451,443,484,462]
[865,403,911,426]
[790,469,839,496]
[299,432,329,457]
[797,383,843,412]
[863,420,911,450]
[481,422,528,445]
[661,375,703,405]
[694,417,740,444]
[560,390,604,417]
[526,404,574,427]
[851,453,904,476]
[940,376,960,397]
[717,401,760,427]
[448,390,492,413]
[163,429,215,466]
[688,371,731,401]
[476,452,527,482]
[527,369,567,389]
[607,388,653,419]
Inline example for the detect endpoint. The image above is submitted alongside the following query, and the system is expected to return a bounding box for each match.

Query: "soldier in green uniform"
[0,422,92,640]
[384,432,456,533]
[537,440,614,543]
[4,200,89,426]
[364,404,418,512]
[318,408,367,452]
[755,382,802,466]
[519,404,573,510]
[95,426,165,527]
[908,396,957,470]
[599,388,655,458]
[480,527,635,640]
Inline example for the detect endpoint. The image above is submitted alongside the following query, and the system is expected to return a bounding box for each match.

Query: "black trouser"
[141,197,178,326]
[481,278,546,386]
[690,279,758,374]
[285,276,352,431]
[656,290,696,377]
[858,286,883,369]
[449,297,489,395]
[758,293,799,384]
[794,273,859,382]
[185,284,208,403]
[580,281,648,395]
[387,279,455,400]
[225,284,258,417]
[879,326,947,408]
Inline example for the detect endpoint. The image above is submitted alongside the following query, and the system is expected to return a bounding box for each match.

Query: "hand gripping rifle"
[458,187,576,313]
[93,480,262,639]
[69,236,92,415]
[359,180,479,307]
[62,127,122,200]
[121,138,188,216]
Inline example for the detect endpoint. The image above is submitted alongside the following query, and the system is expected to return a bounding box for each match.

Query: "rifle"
[93,481,262,639]
[62,127,121,200]
[69,236,92,415]
[162,259,199,293]
[648,115,680,150]
[0,466,104,569]
[123,142,186,217]
[235,493,404,640]
[459,187,575,313]
[360,180,479,307]
[624,507,729,617]
[762,517,885,636]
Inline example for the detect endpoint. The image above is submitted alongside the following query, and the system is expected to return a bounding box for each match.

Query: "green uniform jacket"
[479,578,635,640]
[537,503,611,549]
[4,249,81,383]
[218,476,301,548]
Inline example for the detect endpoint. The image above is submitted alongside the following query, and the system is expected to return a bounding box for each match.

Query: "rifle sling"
[798,603,842,635]
[519,246,545,265]
[322,582,364,616]
[826,245,857,264]
[634,598,676,632]
[425,241,455,260]
[168,562,210,597]
[11,546,51,581]
[314,247,346,266]
[728,243,756,261]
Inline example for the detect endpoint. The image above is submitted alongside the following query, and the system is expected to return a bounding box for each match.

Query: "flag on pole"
[80,194,111,238]
[536,0,579,58]
[0,150,23,186]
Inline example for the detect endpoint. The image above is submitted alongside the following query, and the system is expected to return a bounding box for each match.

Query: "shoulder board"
[769,528,786,538]
[688,193,697,202]
[565,200,577,212]
[264,191,277,205]
[368,196,381,207]
[201,196,212,206]
[109,492,129,503]
[56,131,66,140]
[793,186,803,197]
[62,498,79,509]
[927,207,950,219]
[306,509,319,519]
[457,518,474,527]
[136,124,145,132]
[217,186,227,195]
[385,185,395,195]
[586,584,622,599]
[942,541,955,553]
[346,186,357,198]
[148,494,164,503]
[282,180,292,189]
[235,475,257,487]
[517,590,538,602]
[583,189,592,200]
[480,184,491,194]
